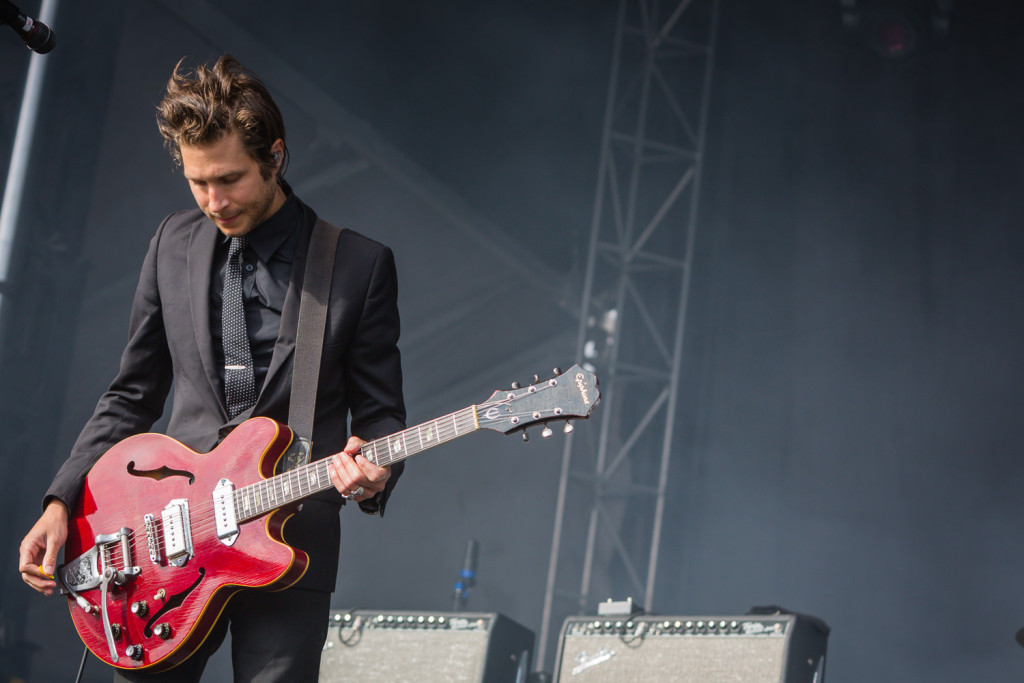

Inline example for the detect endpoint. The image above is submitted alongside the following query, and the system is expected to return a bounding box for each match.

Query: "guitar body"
[59,365,600,673]
[65,417,306,672]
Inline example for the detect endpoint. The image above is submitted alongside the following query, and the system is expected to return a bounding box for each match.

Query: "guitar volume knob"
[131,601,148,617]
[154,623,173,640]
[125,644,144,661]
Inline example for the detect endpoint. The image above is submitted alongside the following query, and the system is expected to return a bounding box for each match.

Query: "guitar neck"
[234,406,479,523]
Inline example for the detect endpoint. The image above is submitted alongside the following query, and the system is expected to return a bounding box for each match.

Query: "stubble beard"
[212,176,282,237]
[248,178,281,230]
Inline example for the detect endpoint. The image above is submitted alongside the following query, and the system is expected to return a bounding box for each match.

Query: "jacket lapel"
[253,217,311,417]
[186,215,229,422]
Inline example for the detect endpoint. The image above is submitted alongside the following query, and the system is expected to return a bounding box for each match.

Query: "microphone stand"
[452,539,478,612]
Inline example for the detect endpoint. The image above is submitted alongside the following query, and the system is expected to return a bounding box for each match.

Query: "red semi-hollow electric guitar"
[59,365,599,672]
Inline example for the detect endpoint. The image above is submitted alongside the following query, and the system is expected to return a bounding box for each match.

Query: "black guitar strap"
[286,217,341,463]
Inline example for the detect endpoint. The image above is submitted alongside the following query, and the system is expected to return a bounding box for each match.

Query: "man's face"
[180,131,285,237]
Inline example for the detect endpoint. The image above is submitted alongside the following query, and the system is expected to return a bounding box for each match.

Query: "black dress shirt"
[209,191,305,400]
[208,190,392,515]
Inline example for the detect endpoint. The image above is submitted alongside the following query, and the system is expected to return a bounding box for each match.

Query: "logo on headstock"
[575,372,592,406]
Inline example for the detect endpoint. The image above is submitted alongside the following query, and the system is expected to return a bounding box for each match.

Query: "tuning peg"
[533,374,541,384]
[563,421,574,434]
[522,430,529,442]
[511,381,521,390]
[553,367,562,376]
[542,425,553,438]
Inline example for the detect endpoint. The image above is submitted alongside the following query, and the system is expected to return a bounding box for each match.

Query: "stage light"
[838,0,949,59]
[871,16,917,58]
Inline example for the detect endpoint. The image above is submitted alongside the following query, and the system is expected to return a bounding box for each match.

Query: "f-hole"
[143,568,206,637]
[127,461,195,485]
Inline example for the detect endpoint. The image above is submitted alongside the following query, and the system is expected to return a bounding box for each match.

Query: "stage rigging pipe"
[0,0,58,327]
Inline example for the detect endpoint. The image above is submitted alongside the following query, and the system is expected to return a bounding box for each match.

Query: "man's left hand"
[328,436,391,503]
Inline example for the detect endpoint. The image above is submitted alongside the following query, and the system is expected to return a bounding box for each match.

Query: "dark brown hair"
[156,55,287,180]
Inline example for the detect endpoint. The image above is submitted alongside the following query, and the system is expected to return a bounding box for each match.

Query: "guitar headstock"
[477,365,600,437]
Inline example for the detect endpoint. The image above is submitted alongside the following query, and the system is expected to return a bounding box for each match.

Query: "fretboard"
[234,406,480,523]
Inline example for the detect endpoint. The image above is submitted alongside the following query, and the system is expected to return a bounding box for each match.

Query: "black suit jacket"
[46,198,406,591]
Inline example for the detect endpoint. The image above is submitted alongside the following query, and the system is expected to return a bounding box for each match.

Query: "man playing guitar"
[17,54,406,682]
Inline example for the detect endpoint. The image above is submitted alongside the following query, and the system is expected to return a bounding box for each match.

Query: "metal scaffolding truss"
[538,0,719,668]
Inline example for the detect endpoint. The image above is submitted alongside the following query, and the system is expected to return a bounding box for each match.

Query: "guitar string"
[82,373,590,572]
[108,403,497,557]
[98,373,590,589]
[106,395,566,560]
[118,405,551,562]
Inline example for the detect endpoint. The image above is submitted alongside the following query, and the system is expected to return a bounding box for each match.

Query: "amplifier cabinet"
[319,610,534,683]
[554,614,827,683]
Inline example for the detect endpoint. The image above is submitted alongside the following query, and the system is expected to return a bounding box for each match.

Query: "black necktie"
[223,236,257,419]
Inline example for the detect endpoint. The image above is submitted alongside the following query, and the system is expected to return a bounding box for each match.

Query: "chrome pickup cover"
[213,478,239,546]
[161,499,193,566]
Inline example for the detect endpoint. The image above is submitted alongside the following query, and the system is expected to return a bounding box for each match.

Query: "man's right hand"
[19,499,69,596]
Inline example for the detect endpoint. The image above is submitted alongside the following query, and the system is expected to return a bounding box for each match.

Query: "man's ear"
[270,138,284,167]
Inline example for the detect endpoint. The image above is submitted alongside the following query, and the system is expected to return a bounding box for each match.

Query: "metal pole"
[537,0,719,671]
[644,0,720,606]
[536,0,629,669]
[0,0,59,327]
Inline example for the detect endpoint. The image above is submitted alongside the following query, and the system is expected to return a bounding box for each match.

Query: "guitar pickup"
[160,499,194,567]
[213,478,239,546]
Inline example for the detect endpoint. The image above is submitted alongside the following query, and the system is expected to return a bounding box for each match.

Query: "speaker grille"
[319,611,533,683]
[555,615,826,683]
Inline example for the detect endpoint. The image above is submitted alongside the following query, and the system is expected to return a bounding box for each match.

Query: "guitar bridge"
[144,513,160,564]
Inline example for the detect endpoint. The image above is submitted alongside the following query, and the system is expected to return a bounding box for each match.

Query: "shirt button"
[245,264,254,272]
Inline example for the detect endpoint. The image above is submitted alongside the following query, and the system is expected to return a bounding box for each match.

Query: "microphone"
[1,0,56,54]
[452,539,479,611]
